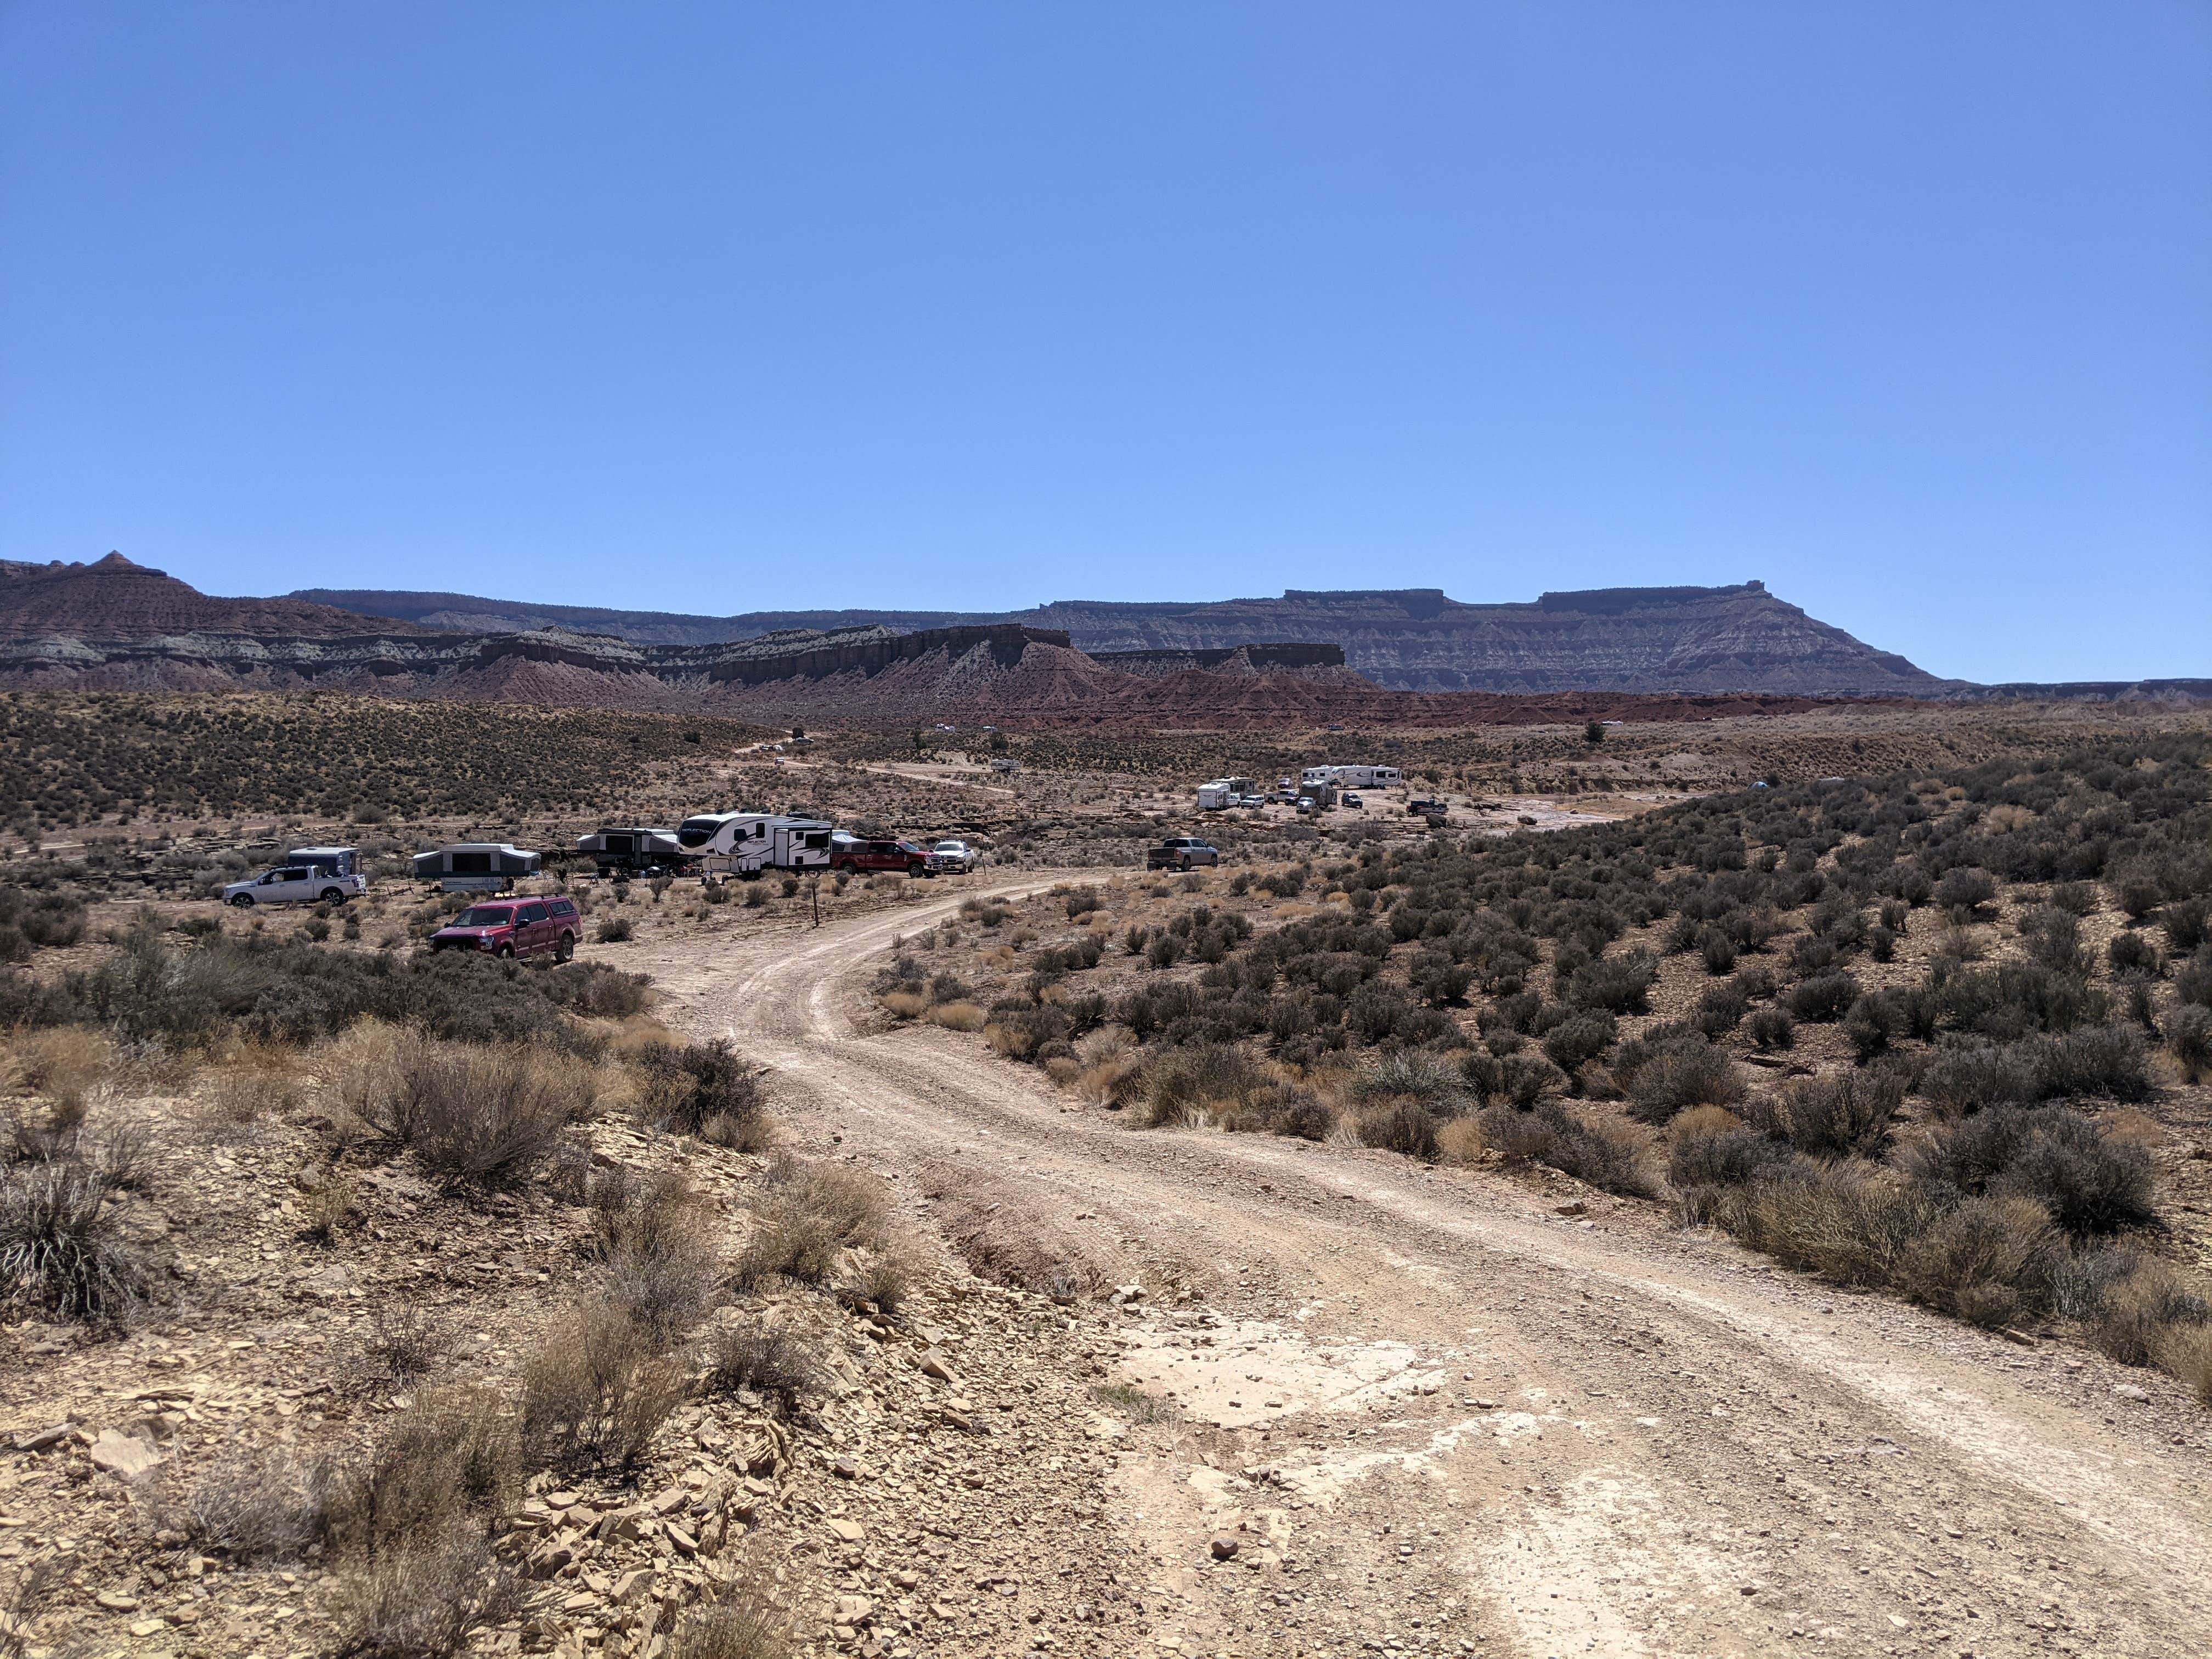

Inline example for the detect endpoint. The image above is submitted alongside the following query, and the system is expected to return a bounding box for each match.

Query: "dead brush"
[328,1527,523,1659]
[668,1571,789,1659]
[320,1385,521,1558]
[189,1068,303,1137]
[352,1304,453,1393]
[587,1167,723,1346]
[923,1001,986,1033]
[299,1171,359,1245]
[0,1028,111,1121]
[703,1321,818,1417]
[732,1160,888,1291]
[170,1444,328,1562]
[520,1300,689,1473]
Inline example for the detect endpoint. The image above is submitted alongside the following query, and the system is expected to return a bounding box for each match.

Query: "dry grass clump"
[0,1028,110,1116]
[1091,1381,1178,1424]
[732,1161,890,1291]
[329,1531,523,1659]
[1135,1042,1270,1127]
[520,1300,689,1474]
[352,1303,452,1393]
[0,1156,145,1324]
[347,1030,595,1191]
[1481,1102,1656,1198]
[321,1385,521,1558]
[1434,1116,1487,1165]
[703,1322,817,1417]
[926,1001,986,1032]
[586,1168,723,1345]
[669,1578,789,1659]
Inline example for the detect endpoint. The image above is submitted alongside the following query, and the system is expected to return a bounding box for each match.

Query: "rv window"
[804,832,829,849]
[450,851,494,875]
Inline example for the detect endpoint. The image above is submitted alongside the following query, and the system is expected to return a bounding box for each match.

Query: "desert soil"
[645,877,2212,1659]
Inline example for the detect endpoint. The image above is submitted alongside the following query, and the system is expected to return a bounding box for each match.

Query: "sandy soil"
[637,879,2212,1658]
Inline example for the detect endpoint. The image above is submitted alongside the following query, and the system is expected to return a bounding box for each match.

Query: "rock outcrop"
[296,579,1951,695]
[1,556,1871,728]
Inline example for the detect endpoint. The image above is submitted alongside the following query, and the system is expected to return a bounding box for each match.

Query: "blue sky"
[2,3,2205,682]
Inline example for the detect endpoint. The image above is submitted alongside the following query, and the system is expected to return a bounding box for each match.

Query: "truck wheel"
[909,862,926,877]
[555,932,574,963]
[495,944,515,960]
[229,894,255,909]
[319,887,344,905]
[1178,856,1192,871]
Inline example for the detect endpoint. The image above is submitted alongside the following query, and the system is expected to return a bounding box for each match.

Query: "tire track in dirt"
[646,881,2212,1657]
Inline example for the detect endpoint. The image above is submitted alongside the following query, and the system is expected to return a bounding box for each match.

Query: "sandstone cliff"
[296,579,1949,695]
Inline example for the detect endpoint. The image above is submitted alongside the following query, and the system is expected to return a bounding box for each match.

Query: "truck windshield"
[451,907,515,927]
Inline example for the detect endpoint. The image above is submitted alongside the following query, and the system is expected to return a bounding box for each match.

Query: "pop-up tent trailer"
[574,828,689,877]
[411,843,542,892]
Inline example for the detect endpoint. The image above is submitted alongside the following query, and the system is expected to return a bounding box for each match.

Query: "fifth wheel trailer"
[673,812,834,875]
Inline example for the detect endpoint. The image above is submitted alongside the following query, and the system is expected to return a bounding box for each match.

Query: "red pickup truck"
[427,896,580,961]
[829,836,932,877]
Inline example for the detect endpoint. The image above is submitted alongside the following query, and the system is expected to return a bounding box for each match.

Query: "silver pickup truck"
[1145,837,1221,871]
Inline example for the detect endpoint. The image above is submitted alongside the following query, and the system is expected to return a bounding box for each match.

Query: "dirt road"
[649,880,2212,1658]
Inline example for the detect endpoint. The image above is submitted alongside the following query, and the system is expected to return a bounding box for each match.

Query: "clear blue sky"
[3,4,2206,682]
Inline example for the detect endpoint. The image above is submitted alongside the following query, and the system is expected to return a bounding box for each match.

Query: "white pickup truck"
[223,845,368,907]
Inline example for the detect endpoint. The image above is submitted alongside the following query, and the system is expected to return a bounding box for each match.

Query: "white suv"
[223,866,357,907]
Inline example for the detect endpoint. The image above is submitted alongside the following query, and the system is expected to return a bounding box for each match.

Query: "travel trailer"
[1300,764,1403,791]
[410,843,542,892]
[674,812,835,875]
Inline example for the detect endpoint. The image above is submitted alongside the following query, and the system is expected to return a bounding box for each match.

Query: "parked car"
[426,896,580,961]
[830,836,930,877]
[926,839,978,874]
[1296,796,1314,815]
[1342,792,1364,809]
[224,865,359,907]
[1145,837,1220,870]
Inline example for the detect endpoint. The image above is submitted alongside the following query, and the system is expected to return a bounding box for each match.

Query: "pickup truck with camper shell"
[1146,837,1220,871]
[426,895,580,961]
[224,854,365,907]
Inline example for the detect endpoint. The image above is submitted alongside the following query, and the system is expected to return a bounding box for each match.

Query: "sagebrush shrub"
[353,1036,592,1191]
[520,1301,688,1472]
[1906,1105,2156,1237]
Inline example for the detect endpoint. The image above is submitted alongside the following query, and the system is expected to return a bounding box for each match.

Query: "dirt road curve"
[652,881,2212,1658]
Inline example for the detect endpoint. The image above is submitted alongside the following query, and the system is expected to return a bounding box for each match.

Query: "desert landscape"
[4,13,2206,1656]
[2,644,2210,1659]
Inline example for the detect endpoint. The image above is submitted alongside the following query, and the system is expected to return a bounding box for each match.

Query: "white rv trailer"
[1300,764,1404,791]
[1196,781,1235,811]
[674,812,835,875]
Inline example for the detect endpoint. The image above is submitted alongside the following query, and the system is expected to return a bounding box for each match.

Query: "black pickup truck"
[1146,837,1221,870]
